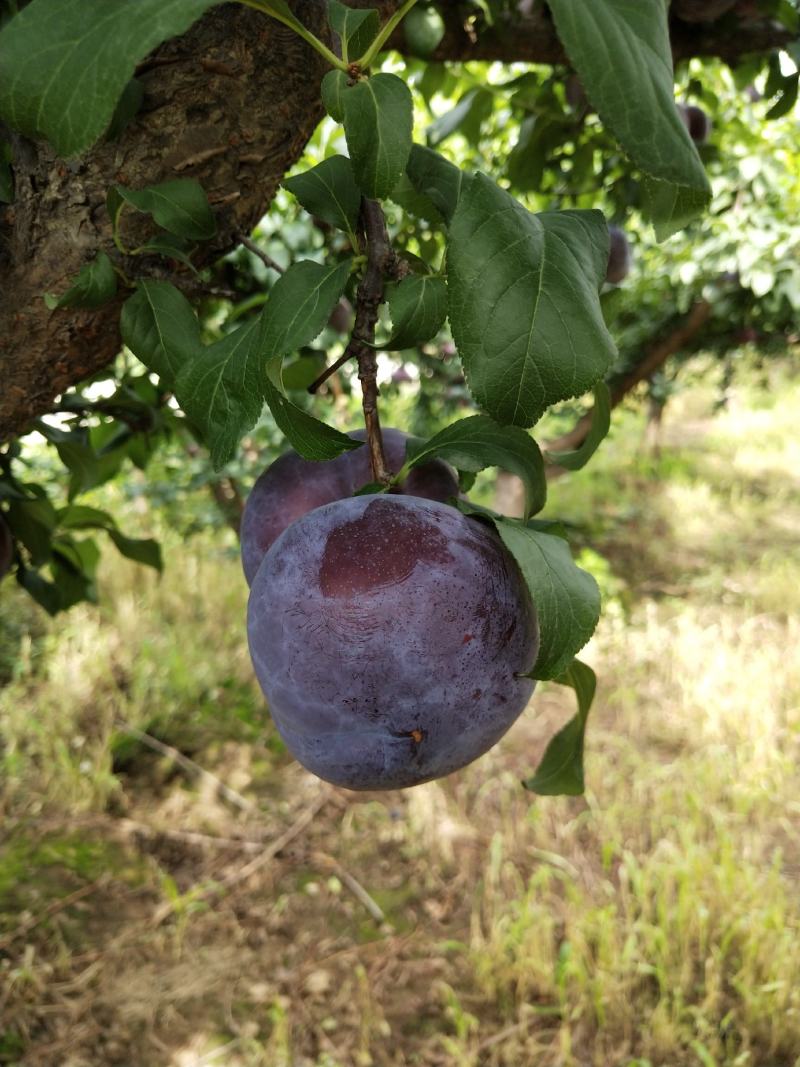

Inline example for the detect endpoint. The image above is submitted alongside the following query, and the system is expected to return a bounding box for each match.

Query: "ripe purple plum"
[240,428,459,585]
[606,225,632,285]
[247,495,538,790]
[0,515,12,579]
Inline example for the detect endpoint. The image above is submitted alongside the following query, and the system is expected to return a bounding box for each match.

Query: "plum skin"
[247,495,539,791]
[240,427,459,585]
[606,225,632,285]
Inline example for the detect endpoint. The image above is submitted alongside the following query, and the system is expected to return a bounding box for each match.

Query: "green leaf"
[448,175,617,427]
[406,144,464,224]
[261,375,359,461]
[328,0,378,63]
[57,504,115,530]
[282,351,328,391]
[341,73,413,200]
[322,69,348,123]
[136,234,198,272]
[284,156,361,237]
[6,497,56,566]
[175,320,264,469]
[546,382,611,472]
[17,566,62,614]
[0,0,221,156]
[407,415,547,519]
[108,529,162,571]
[383,274,447,349]
[427,87,493,148]
[523,659,596,796]
[643,177,712,242]
[259,259,352,371]
[388,171,443,225]
[547,0,710,195]
[495,520,600,680]
[120,281,201,388]
[51,251,117,310]
[105,77,144,141]
[115,179,216,240]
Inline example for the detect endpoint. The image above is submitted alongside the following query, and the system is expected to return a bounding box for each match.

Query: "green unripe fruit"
[403,6,445,58]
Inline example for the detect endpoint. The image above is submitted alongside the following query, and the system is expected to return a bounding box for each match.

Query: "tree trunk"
[0,2,336,442]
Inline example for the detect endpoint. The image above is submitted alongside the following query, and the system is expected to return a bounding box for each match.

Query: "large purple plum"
[247,495,538,790]
[240,428,459,585]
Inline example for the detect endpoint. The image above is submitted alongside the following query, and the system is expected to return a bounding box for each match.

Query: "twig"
[350,198,393,483]
[311,850,386,923]
[151,789,330,926]
[119,819,267,854]
[307,348,355,395]
[240,235,285,275]
[0,877,108,950]
[115,720,256,814]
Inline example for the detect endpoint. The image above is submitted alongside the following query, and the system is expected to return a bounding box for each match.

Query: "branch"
[350,198,394,484]
[546,300,713,455]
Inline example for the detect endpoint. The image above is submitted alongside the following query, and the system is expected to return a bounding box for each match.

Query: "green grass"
[0,366,799,1066]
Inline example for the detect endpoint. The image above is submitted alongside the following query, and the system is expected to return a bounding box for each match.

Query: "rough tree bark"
[0,0,789,443]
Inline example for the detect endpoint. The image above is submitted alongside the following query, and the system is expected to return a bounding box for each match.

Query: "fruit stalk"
[351,198,392,485]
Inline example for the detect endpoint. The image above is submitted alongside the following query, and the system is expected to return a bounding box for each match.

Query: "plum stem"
[352,198,394,484]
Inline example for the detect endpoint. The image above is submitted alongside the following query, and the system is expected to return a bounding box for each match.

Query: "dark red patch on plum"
[319,498,452,598]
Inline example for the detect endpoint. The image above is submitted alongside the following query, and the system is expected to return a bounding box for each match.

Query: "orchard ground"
[1,362,799,1067]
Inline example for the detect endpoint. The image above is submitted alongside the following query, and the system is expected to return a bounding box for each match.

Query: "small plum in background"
[240,428,459,585]
[247,495,539,790]
[0,515,12,579]
[606,225,632,285]
[677,103,712,144]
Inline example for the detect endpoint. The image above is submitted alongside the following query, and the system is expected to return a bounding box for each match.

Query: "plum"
[677,103,711,144]
[240,428,459,585]
[606,225,632,285]
[0,515,12,579]
[247,495,538,790]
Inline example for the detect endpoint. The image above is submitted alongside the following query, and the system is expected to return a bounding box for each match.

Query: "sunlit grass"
[1,367,799,1065]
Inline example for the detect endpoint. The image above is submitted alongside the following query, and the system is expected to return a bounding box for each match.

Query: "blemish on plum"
[319,498,452,598]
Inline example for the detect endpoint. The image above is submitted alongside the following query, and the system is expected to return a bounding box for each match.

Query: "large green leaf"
[406,415,547,519]
[384,274,447,350]
[406,144,464,224]
[523,659,597,796]
[115,179,216,240]
[283,157,361,238]
[175,320,264,469]
[120,281,201,388]
[448,175,616,427]
[0,0,221,156]
[644,178,713,243]
[341,73,413,200]
[50,251,117,310]
[496,520,600,680]
[328,0,378,63]
[547,0,710,196]
[546,382,611,472]
[259,259,352,371]
[262,375,359,461]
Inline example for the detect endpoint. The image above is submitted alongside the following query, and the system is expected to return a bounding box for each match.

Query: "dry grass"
[0,369,799,1067]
